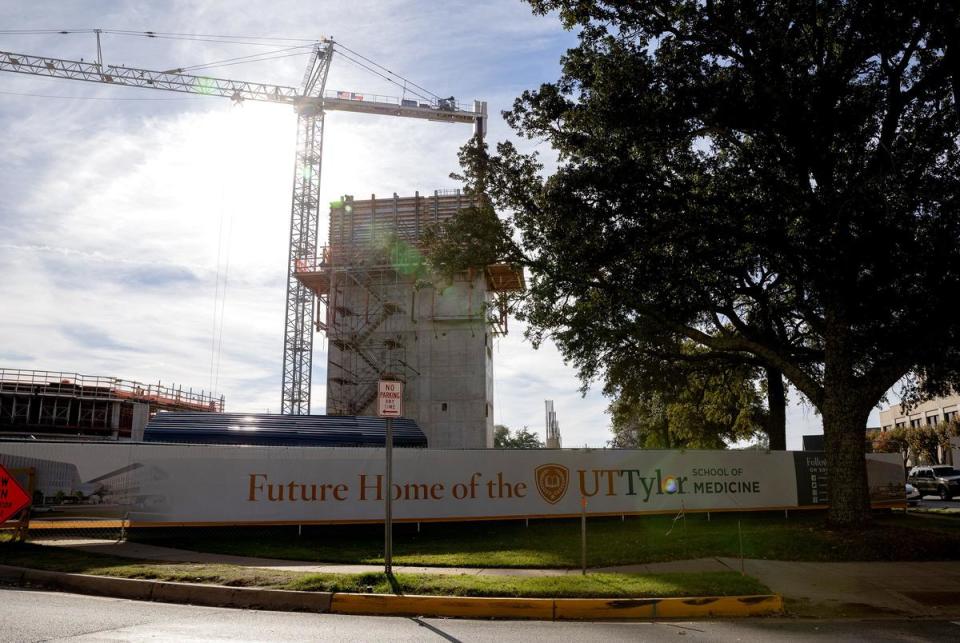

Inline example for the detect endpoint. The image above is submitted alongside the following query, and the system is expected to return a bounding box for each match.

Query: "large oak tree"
[452,1,960,524]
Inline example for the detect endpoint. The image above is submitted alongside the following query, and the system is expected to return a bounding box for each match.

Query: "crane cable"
[333,49,438,104]
[0,28,450,104]
[168,50,313,75]
[333,41,441,100]
[171,44,315,74]
[0,88,203,101]
[101,29,318,45]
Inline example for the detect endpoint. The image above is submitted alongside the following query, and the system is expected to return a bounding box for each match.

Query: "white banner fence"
[0,441,904,528]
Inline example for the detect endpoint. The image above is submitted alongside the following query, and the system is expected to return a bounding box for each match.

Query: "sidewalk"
[39,539,960,617]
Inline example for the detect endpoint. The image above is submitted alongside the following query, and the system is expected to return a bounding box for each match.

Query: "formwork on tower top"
[294,190,523,449]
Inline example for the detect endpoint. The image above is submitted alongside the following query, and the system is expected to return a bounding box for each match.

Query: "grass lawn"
[128,510,960,568]
[0,543,769,598]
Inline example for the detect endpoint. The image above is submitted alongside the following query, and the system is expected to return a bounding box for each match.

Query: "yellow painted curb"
[651,595,783,618]
[330,593,783,620]
[553,597,656,620]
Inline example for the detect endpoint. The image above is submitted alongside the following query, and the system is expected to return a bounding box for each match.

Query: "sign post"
[377,380,403,575]
[581,496,587,576]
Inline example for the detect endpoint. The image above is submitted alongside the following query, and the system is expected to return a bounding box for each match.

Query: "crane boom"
[0,50,300,103]
[0,50,482,125]
[0,42,484,416]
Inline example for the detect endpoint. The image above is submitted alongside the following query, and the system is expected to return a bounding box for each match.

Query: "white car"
[906,483,921,505]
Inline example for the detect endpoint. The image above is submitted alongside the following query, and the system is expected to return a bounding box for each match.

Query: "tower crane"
[0,34,486,415]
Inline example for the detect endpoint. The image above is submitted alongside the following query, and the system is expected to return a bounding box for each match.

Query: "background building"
[0,368,222,440]
[878,393,960,431]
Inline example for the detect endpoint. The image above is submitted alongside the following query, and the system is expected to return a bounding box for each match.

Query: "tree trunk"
[821,392,873,526]
[765,367,787,450]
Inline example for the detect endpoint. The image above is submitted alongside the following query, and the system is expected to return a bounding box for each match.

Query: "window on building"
[441,403,448,412]
[910,419,922,428]
[928,415,939,425]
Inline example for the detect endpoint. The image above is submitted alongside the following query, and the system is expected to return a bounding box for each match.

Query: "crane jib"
[0,51,300,103]
[0,51,483,122]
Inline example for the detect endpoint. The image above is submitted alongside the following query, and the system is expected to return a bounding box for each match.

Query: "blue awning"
[144,412,426,448]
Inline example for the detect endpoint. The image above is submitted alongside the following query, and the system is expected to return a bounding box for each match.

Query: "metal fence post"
[581,496,587,576]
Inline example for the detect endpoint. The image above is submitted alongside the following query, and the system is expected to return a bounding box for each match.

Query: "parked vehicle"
[905,483,921,506]
[907,466,960,500]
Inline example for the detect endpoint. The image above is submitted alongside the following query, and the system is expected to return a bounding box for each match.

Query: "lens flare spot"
[662,476,679,494]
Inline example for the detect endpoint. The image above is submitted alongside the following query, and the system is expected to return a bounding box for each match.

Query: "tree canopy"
[873,421,960,466]
[441,1,960,524]
[608,344,767,449]
[494,424,545,449]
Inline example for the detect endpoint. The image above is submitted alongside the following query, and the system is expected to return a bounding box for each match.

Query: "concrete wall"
[325,269,494,449]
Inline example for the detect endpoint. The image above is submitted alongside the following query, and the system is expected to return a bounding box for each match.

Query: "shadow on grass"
[386,571,403,595]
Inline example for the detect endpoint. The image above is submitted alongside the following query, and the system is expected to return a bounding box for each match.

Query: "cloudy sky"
[0,0,841,448]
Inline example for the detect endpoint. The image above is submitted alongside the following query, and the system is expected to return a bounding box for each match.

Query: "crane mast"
[0,40,485,415]
[282,43,331,415]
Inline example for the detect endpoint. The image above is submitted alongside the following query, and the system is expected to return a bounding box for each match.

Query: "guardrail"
[0,368,223,412]
[324,90,473,113]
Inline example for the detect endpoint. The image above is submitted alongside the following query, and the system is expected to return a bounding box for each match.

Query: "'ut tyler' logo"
[535,463,569,504]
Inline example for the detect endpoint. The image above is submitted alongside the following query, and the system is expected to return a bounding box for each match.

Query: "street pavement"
[2,587,960,642]
[913,498,960,510]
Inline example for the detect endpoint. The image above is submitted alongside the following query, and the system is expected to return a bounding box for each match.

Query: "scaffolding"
[0,368,223,439]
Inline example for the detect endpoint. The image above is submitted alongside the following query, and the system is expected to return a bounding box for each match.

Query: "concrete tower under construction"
[295,191,523,448]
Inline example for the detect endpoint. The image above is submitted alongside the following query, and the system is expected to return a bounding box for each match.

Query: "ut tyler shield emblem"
[535,464,570,504]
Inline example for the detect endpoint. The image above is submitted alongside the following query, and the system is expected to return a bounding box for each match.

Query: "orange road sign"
[0,464,31,523]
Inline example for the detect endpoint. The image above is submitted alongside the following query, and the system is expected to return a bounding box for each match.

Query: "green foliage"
[874,421,960,465]
[872,427,911,466]
[292,570,768,598]
[0,544,769,598]
[449,1,960,524]
[906,426,943,465]
[608,345,766,449]
[906,420,960,465]
[421,202,513,280]
[494,424,544,449]
[421,137,523,281]
[128,512,960,569]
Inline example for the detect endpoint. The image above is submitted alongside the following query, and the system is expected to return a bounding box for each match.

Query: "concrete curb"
[0,564,782,619]
[0,564,332,612]
[331,593,784,619]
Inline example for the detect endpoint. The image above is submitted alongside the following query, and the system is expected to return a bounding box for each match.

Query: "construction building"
[0,368,223,440]
[295,191,523,448]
